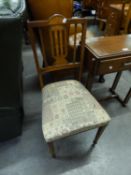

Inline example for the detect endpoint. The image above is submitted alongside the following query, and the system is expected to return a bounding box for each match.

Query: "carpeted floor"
[0,43,131,175]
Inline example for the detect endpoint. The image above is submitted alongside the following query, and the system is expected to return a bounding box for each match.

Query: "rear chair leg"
[47,142,56,158]
[93,125,107,146]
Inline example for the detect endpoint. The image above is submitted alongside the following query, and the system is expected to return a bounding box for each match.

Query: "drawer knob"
[109,66,113,70]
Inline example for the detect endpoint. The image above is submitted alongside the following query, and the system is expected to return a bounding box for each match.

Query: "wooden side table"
[85,34,131,105]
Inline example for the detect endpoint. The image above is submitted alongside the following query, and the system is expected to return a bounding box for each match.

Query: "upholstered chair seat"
[42,80,110,142]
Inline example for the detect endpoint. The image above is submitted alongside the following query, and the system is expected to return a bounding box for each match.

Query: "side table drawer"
[96,56,131,74]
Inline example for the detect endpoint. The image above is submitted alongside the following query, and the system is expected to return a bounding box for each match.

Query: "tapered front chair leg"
[47,142,56,158]
[93,125,107,146]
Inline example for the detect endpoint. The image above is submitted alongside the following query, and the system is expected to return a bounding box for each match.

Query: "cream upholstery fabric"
[42,80,111,142]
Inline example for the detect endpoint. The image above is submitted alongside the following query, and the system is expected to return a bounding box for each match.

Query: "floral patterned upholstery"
[42,80,111,142]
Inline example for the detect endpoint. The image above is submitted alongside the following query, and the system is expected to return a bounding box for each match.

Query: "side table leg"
[109,71,130,106]
[123,88,131,105]
[98,75,105,83]
[110,72,122,92]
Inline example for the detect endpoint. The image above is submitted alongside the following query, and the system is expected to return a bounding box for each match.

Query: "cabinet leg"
[110,72,122,92]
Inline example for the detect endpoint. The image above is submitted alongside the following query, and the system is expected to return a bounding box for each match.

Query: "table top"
[86,34,131,59]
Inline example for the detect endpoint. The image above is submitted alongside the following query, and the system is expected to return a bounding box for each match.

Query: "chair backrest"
[96,0,110,19]
[27,0,73,19]
[28,15,87,89]
[105,7,121,36]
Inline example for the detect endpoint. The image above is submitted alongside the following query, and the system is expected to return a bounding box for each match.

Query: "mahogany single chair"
[28,14,111,158]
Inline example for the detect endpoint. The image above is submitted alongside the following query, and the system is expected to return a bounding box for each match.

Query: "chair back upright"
[28,15,87,89]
